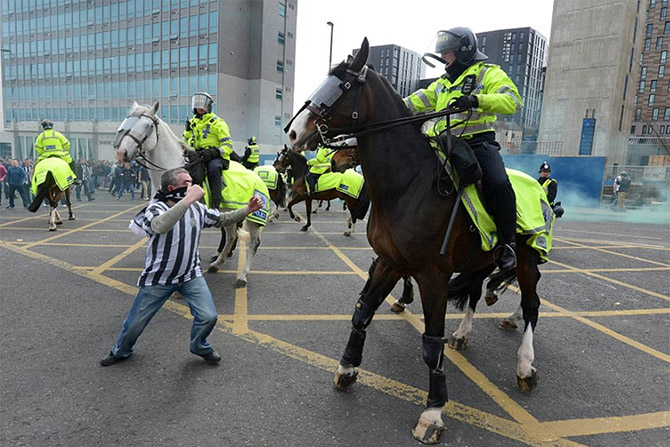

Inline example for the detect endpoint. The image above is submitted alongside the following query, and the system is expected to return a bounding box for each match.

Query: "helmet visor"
[191,94,213,112]
[435,30,462,55]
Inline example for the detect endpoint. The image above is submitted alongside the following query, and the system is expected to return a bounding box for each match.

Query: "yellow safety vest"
[34,129,72,164]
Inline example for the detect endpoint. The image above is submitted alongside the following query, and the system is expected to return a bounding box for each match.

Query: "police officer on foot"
[242,136,260,170]
[404,27,522,270]
[537,161,563,217]
[184,92,233,209]
[34,119,81,185]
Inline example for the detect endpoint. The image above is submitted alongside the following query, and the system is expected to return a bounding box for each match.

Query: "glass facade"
[1,0,218,125]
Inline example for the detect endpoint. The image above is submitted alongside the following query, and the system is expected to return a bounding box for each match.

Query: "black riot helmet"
[539,161,551,173]
[191,92,214,114]
[248,136,257,145]
[435,27,488,65]
[41,119,53,130]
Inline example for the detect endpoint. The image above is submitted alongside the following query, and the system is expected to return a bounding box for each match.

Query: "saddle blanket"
[31,157,75,195]
[253,165,279,190]
[307,169,364,199]
[432,141,554,261]
[204,161,270,226]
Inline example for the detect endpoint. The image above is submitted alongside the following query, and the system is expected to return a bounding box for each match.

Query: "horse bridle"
[114,110,164,170]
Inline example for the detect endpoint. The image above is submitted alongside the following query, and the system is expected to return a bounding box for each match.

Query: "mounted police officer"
[538,161,563,218]
[241,136,260,170]
[184,92,233,209]
[404,27,522,271]
[34,119,80,185]
[305,145,333,196]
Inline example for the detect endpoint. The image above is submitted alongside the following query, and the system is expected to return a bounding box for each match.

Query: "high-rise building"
[0,0,297,161]
[538,0,644,164]
[477,27,548,148]
[361,44,425,97]
[629,0,670,165]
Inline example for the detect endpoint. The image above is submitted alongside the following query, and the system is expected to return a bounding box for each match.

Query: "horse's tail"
[352,185,370,221]
[486,268,518,296]
[27,172,53,213]
[447,264,497,310]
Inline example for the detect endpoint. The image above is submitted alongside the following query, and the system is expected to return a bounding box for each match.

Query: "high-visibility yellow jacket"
[244,143,260,164]
[404,62,522,138]
[307,146,333,175]
[34,129,72,164]
[187,112,234,160]
[538,177,558,206]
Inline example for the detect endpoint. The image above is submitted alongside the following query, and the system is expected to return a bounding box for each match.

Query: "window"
[660,65,666,77]
[635,108,642,120]
[653,108,659,120]
[279,1,286,17]
[657,37,664,49]
[665,21,670,34]
[278,31,285,45]
[276,60,284,72]
[645,38,651,50]
[631,125,636,134]
[643,124,648,134]
[649,93,655,105]
[275,87,283,99]
[647,23,654,36]
[641,66,647,79]
[665,107,670,120]
[274,115,282,126]
[651,79,657,92]
[662,50,668,63]
[639,80,645,93]
[662,7,667,18]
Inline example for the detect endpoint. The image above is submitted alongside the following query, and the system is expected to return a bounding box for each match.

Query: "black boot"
[493,242,516,271]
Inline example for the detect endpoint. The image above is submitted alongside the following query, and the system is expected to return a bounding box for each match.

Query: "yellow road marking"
[539,411,670,437]
[554,237,670,267]
[89,238,147,275]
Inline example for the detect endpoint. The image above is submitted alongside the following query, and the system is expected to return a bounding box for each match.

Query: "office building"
[0,0,297,161]
[629,0,670,165]
[538,0,644,164]
[363,44,425,97]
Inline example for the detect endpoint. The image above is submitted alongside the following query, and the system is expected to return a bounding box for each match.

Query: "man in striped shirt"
[101,167,262,367]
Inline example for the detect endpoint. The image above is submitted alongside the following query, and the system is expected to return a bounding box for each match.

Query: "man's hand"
[200,148,221,162]
[243,196,264,215]
[182,183,205,206]
[450,95,479,110]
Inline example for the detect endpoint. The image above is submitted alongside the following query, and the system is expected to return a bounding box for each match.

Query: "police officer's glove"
[200,148,221,162]
[450,95,479,110]
[184,119,191,133]
[185,150,200,163]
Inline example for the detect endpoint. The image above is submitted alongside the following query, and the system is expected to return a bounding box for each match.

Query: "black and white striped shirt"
[134,199,220,286]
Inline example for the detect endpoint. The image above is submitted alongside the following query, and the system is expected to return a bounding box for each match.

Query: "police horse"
[274,146,369,235]
[27,157,76,231]
[286,39,544,444]
[115,101,263,288]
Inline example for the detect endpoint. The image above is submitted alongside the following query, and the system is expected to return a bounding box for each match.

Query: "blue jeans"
[111,276,218,358]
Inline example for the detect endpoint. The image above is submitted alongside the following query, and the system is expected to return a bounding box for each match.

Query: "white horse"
[114,101,264,288]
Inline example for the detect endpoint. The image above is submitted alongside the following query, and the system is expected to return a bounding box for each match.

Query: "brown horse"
[274,146,369,235]
[286,38,544,444]
[27,160,75,231]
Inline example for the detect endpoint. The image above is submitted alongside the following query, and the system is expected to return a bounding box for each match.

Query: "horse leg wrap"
[422,334,448,407]
[340,300,376,367]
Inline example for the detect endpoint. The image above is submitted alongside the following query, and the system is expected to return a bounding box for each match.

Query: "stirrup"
[493,243,516,271]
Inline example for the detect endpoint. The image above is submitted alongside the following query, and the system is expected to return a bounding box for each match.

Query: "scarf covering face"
[445,60,469,83]
[127,186,189,237]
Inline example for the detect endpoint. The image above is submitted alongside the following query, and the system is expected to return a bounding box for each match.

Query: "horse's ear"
[350,37,369,72]
[151,101,160,115]
[132,101,139,109]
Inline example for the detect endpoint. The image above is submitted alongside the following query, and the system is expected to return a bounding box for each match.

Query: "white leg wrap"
[337,364,356,376]
[452,307,474,339]
[517,325,535,378]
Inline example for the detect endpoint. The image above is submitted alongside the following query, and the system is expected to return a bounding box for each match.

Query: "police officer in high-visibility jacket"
[184,92,233,209]
[305,145,333,196]
[242,136,260,170]
[537,162,557,206]
[34,119,80,185]
[404,27,522,271]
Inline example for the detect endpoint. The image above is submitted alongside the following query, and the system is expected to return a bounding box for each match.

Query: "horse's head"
[274,145,290,173]
[286,38,373,153]
[115,101,161,164]
[331,139,359,173]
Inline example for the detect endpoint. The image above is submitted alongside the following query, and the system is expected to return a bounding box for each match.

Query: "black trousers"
[188,157,226,209]
[467,132,516,243]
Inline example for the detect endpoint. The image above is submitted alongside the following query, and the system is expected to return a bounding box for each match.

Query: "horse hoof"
[447,336,468,350]
[484,291,498,306]
[207,265,219,274]
[333,370,358,390]
[68,216,75,221]
[56,221,63,225]
[517,370,539,392]
[498,319,518,331]
[300,225,309,231]
[49,227,57,232]
[235,279,247,289]
[412,413,445,445]
[209,255,219,263]
[343,231,352,237]
[293,216,301,222]
[390,302,406,313]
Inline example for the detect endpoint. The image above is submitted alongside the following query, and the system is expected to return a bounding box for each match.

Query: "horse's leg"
[209,227,227,263]
[325,200,330,211]
[48,205,57,231]
[268,201,279,222]
[286,195,302,221]
[499,304,523,331]
[334,257,401,389]
[446,267,494,350]
[65,187,75,220]
[235,223,261,288]
[300,197,312,231]
[343,197,355,236]
[390,276,414,313]
[514,246,541,392]
[207,223,237,273]
[412,271,452,444]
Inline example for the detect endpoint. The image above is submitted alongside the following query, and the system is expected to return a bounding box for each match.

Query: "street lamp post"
[327,21,334,73]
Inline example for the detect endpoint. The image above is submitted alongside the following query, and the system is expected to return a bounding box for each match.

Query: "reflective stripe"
[416,91,433,108]
[498,85,522,111]
[404,98,416,113]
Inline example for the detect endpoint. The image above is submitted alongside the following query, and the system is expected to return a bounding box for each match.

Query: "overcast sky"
[292,0,555,114]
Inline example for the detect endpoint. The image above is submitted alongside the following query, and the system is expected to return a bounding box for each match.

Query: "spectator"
[614,171,632,212]
[0,159,7,207]
[4,159,30,209]
[74,158,95,201]
[117,162,137,201]
[138,165,151,200]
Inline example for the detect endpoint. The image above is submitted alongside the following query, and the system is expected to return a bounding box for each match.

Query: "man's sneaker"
[100,351,129,367]
[493,243,517,271]
[196,349,221,365]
